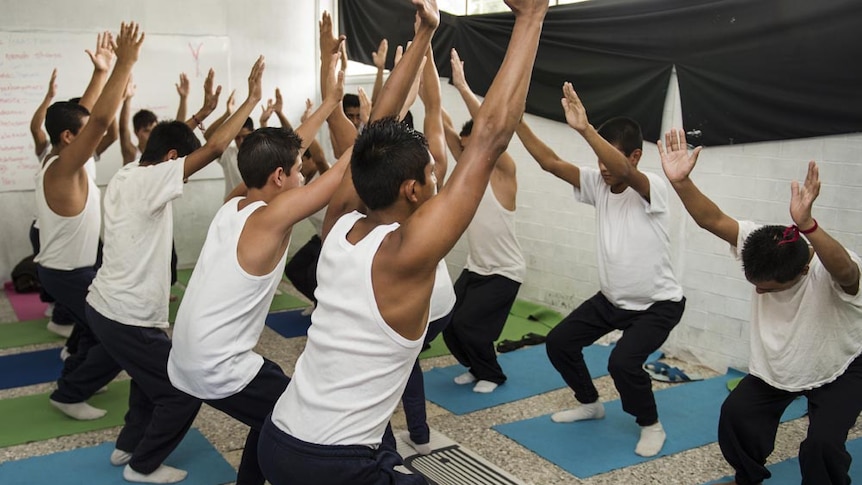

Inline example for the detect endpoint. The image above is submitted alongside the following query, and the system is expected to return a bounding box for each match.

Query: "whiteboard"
[0,31,231,192]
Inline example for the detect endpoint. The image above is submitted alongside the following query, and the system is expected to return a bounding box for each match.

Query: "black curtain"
[340,0,862,146]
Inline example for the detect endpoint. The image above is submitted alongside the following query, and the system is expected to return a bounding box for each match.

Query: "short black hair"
[342,93,360,109]
[351,117,429,210]
[45,101,90,145]
[401,110,414,130]
[133,110,158,133]
[140,121,201,164]
[741,225,811,284]
[459,119,474,138]
[238,127,303,189]
[597,117,643,156]
[242,117,254,132]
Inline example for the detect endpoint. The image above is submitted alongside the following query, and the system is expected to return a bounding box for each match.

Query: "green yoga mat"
[419,301,562,359]
[0,380,129,448]
[0,319,64,350]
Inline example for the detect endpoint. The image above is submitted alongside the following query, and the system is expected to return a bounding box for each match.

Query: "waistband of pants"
[263,415,377,459]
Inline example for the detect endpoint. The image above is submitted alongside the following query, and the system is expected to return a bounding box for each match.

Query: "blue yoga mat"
[423,344,661,415]
[0,348,62,390]
[265,309,312,339]
[494,370,808,479]
[0,428,236,485]
[704,436,862,484]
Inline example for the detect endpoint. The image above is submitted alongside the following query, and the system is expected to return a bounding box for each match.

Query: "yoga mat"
[0,348,63,390]
[494,370,808,479]
[420,309,559,360]
[265,309,312,339]
[0,428,236,485]
[424,344,661,415]
[704,437,862,484]
[0,319,63,349]
[3,281,49,322]
[508,299,564,327]
[269,290,308,312]
[0,380,130,448]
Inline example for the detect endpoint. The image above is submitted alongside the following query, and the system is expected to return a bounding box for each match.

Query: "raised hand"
[176,72,190,98]
[247,56,265,103]
[301,98,313,123]
[790,161,820,229]
[450,48,467,90]
[112,22,145,64]
[358,87,371,126]
[202,68,222,113]
[504,0,550,18]
[46,68,58,99]
[86,31,115,72]
[259,98,275,125]
[560,82,588,132]
[658,128,702,184]
[225,89,237,115]
[319,11,346,57]
[394,44,404,67]
[412,0,440,30]
[124,77,136,99]
[273,88,284,114]
[372,39,388,70]
[323,52,345,104]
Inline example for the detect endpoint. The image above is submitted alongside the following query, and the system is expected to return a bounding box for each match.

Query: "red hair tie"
[778,219,818,246]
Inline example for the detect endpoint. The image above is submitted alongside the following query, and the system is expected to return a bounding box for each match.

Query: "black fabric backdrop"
[340,0,862,146]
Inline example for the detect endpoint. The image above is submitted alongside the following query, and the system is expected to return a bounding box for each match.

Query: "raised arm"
[273,88,291,129]
[418,46,447,188]
[441,107,463,160]
[203,89,235,140]
[53,23,143,177]
[77,32,114,111]
[95,116,118,157]
[371,38,388,104]
[30,69,57,156]
[296,98,330,177]
[119,79,138,164]
[183,57,264,180]
[791,161,859,294]
[516,118,579,186]
[259,97,275,128]
[175,72,189,122]
[185,68,221,132]
[659,128,738,245]
[319,12,356,157]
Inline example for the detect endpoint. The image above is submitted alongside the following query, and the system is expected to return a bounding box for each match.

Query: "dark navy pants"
[284,235,321,303]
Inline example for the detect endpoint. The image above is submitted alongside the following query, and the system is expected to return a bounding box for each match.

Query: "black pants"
[38,265,122,403]
[719,355,862,485]
[284,235,321,303]
[85,304,201,475]
[442,270,520,384]
[259,415,428,485]
[390,311,454,447]
[545,292,685,426]
[205,359,290,485]
[170,241,178,287]
[28,221,75,328]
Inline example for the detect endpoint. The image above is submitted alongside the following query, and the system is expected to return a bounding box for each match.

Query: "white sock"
[95,385,109,394]
[110,448,132,466]
[59,347,71,362]
[123,464,188,484]
[635,422,666,457]
[472,380,498,393]
[301,305,315,316]
[453,371,477,385]
[551,402,606,423]
[44,303,54,317]
[46,321,73,338]
[50,399,107,420]
[399,431,432,455]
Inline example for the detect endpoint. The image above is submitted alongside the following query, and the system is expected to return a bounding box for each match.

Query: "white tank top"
[167,198,289,399]
[465,184,526,283]
[33,155,101,270]
[430,260,456,321]
[271,211,426,446]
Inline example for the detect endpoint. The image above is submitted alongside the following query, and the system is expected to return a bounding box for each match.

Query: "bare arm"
[95,116,118,156]
[77,31,114,111]
[272,88,291,129]
[418,46,447,188]
[297,54,344,154]
[175,72,189,122]
[371,38,388,104]
[319,12,356,158]
[790,161,859,294]
[119,80,137,164]
[659,128,739,245]
[183,58,264,180]
[515,118,580,186]
[185,69,221,132]
[295,98,330,175]
[441,108,463,160]
[31,69,57,156]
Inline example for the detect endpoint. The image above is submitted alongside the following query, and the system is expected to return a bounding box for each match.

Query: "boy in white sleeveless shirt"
[36,23,143,422]
[258,1,549,483]
[660,131,862,485]
[517,85,685,457]
[167,54,347,485]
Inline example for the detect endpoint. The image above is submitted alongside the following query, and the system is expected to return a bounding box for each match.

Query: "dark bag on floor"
[12,254,40,293]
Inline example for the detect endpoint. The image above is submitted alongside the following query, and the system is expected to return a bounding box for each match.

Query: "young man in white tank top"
[257,1,549,483]
[36,23,143,422]
[440,50,526,394]
[166,55,347,485]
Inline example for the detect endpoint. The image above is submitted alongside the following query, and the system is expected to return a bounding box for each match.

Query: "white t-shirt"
[168,198,289,399]
[272,211,426,447]
[575,167,683,310]
[217,143,243,198]
[734,221,862,391]
[34,156,102,270]
[86,159,185,328]
[464,184,526,283]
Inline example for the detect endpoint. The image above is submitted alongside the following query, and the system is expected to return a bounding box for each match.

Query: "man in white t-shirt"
[84,57,265,485]
[517,84,685,458]
[660,131,862,485]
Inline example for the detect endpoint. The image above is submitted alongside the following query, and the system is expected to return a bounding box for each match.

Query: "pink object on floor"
[3,281,49,321]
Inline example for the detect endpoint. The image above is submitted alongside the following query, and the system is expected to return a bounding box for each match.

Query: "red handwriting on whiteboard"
[188,42,203,77]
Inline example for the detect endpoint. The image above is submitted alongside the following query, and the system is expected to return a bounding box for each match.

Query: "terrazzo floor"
[1,280,859,485]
